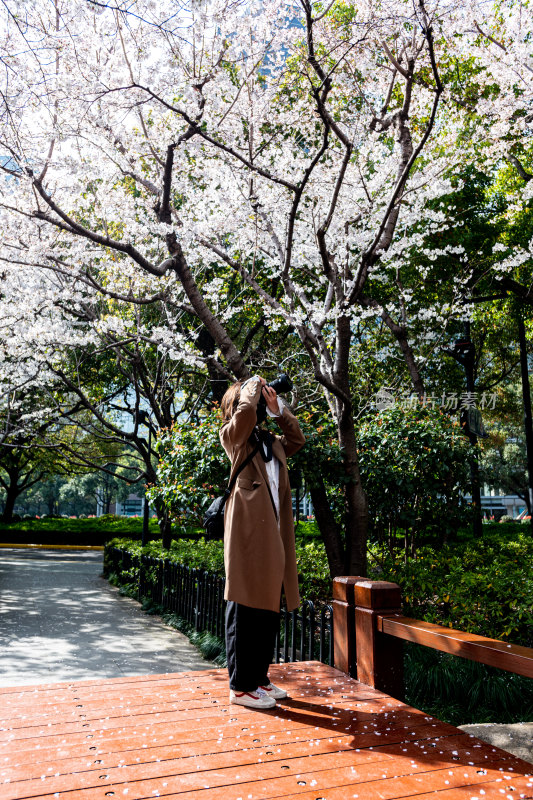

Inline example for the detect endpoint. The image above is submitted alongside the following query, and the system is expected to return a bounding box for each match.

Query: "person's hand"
[262,383,279,415]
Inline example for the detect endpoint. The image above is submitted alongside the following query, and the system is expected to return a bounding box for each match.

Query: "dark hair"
[220,381,242,422]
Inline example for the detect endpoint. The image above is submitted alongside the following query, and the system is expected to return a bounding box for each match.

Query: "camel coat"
[220,379,305,613]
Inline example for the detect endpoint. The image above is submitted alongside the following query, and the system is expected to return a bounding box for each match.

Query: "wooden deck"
[1,661,532,800]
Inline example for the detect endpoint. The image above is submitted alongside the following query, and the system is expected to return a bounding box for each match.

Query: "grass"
[405,643,533,727]
[0,514,321,537]
[0,514,155,536]
[5,513,521,546]
[0,514,205,545]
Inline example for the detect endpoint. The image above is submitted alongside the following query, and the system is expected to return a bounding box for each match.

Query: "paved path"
[0,547,214,687]
[459,722,533,765]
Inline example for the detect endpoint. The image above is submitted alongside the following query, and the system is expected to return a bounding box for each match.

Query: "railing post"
[354,580,404,700]
[332,576,364,678]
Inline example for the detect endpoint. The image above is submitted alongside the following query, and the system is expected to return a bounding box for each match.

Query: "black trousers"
[225,601,280,692]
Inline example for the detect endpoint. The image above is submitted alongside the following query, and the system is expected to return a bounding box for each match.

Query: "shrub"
[106,535,331,604]
[105,531,533,725]
[357,404,473,555]
[294,520,321,539]
[372,530,533,647]
[148,410,227,528]
[106,527,533,646]
[405,643,533,726]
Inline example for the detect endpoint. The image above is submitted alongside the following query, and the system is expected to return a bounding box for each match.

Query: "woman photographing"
[219,375,305,709]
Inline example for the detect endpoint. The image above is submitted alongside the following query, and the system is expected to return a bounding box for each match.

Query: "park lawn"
[0,515,207,545]
[0,514,161,545]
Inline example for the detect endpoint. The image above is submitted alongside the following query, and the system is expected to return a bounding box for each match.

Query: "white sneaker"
[259,682,288,699]
[229,688,276,709]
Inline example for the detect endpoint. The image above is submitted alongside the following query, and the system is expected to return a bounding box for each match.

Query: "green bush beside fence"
[106,526,533,646]
[104,528,533,726]
[104,543,334,670]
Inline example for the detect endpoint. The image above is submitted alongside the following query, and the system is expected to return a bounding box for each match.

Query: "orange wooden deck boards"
[1,661,531,800]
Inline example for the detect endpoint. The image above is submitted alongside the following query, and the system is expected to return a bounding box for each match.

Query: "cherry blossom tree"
[0,387,67,521]
[1,0,531,573]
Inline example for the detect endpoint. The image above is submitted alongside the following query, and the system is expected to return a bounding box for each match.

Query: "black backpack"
[202,441,260,540]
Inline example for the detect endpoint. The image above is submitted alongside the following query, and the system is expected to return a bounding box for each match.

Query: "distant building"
[97,493,155,517]
[292,492,314,519]
[480,487,526,520]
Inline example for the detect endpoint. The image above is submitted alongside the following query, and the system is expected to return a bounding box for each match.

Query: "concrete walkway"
[0,547,214,688]
[459,723,533,766]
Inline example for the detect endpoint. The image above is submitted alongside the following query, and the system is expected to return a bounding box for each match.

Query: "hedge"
[105,526,533,646]
[104,534,331,605]
[104,530,533,725]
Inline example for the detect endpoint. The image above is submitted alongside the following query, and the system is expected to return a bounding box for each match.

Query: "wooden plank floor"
[1,661,532,800]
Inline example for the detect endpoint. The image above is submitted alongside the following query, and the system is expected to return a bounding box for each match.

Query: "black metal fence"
[105,546,334,666]
[274,601,334,666]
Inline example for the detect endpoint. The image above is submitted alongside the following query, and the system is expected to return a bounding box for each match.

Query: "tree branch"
[508,154,533,182]
[30,174,168,276]
[119,82,298,192]
[165,232,251,379]
[347,14,443,305]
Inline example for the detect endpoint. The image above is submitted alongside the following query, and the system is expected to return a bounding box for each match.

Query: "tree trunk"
[153,497,172,548]
[338,403,368,576]
[47,493,55,516]
[159,511,172,550]
[361,297,426,397]
[307,479,344,577]
[1,477,19,522]
[516,489,531,514]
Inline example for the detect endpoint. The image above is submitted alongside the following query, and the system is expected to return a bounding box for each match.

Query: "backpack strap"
[248,428,278,519]
[223,441,260,501]
[223,434,278,519]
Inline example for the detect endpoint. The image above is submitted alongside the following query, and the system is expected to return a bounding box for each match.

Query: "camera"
[256,373,293,423]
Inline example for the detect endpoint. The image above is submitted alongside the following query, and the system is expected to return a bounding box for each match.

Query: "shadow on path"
[0,548,214,687]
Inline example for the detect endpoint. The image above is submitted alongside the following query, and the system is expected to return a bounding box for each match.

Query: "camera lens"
[268,373,293,394]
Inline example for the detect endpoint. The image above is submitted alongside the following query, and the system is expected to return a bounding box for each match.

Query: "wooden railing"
[331,577,533,701]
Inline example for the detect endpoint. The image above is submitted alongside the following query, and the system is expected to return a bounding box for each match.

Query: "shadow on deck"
[1,661,532,800]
